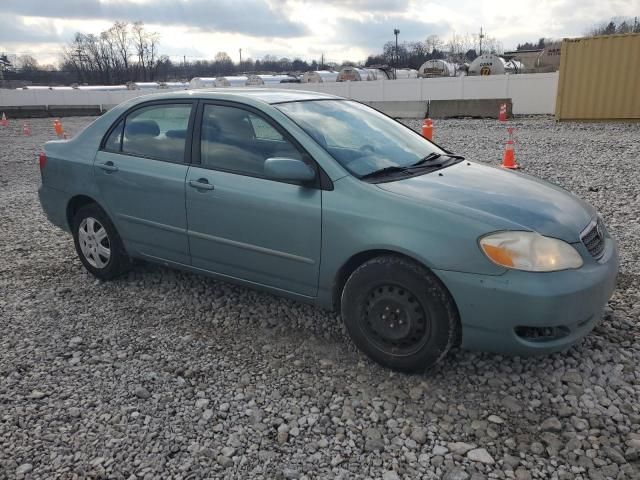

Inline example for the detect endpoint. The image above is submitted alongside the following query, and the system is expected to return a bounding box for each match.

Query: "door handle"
[188,178,215,190]
[98,161,119,173]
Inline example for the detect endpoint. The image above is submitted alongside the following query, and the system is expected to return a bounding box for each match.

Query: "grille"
[581,220,605,259]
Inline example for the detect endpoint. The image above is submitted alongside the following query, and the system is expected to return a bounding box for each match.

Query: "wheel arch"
[332,249,438,312]
[66,194,102,230]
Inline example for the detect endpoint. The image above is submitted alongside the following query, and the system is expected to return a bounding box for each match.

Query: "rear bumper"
[433,238,618,355]
[38,184,70,232]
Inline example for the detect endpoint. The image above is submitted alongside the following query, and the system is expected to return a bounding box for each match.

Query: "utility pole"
[71,47,89,83]
[320,53,324,70]
[479,26,485,55]
[393,28,400,68]
[183,55,186,81]
[239,48,242,70]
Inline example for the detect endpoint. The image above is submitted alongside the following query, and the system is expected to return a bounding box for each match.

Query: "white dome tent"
[301,70,338,83]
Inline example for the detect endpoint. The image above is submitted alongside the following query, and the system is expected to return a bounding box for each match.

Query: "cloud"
[2,0,309,38]
[318,0,409,10]
[3,0,640,64]
[0,15,66,44]
[335,16,450,48]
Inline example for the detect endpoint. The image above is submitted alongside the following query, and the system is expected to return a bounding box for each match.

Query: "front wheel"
[72,204,130,280]
[341,256,460,372]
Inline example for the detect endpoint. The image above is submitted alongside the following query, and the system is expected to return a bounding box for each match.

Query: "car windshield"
[276,100,445,178]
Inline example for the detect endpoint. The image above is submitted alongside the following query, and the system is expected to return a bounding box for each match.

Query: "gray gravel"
[0,116,639,479]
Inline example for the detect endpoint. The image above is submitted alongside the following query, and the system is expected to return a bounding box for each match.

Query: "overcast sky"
[1,0,638,65]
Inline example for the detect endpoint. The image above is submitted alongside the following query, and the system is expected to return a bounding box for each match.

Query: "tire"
[72,203,130,280]
[341,255,459,373]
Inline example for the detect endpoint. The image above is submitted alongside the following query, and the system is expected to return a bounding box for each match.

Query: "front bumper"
[433,237,619,355]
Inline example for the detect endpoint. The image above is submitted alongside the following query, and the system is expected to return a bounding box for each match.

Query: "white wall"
[279,72,559,115]
[0,73,559,115]
[0,89,152,109]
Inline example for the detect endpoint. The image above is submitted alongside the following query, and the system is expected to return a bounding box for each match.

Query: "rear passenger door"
[94,101,195,265]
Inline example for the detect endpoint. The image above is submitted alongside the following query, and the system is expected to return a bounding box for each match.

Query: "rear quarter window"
[104,120,124,152]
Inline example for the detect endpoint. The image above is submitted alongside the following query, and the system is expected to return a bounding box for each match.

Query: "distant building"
[504,41,562,73]
[503,49,542,70]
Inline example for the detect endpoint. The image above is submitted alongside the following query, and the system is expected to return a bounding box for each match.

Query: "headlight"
[479,231,583,272]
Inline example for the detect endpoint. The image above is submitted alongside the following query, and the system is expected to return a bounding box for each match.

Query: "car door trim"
[117,213,187,234]
[188,229,316,265]
[138,252,315,301]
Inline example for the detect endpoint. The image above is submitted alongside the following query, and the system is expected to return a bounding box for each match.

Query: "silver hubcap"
[78,217,110,269]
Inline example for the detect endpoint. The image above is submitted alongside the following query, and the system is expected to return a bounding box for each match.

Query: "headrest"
[125,120,160,138]
[209,108,254,140]
[202,117,222,140]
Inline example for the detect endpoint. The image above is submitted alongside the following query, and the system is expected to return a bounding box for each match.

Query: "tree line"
[587,17,639,36]
[516,17,639,51]
[1,20,336,86]
[364,32,504,69]
[60,22,165,85]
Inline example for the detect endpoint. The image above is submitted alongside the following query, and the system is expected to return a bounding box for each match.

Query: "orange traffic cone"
[421,118,434,141]
[54,119,64,138]
[1,112,7,127]
[23,122,31,136]
[498,103,507,122]
[502,128,519,169]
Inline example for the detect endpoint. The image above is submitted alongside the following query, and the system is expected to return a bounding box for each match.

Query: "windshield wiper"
[360,165,410,180]
[360,153,466,181]
[410,152,465,168]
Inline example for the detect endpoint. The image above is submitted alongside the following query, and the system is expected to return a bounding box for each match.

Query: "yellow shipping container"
[555,33,640,121]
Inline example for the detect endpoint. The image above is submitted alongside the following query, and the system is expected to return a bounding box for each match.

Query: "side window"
[122,104,192,162]
[104,119,124,152]
[200,105,303,177]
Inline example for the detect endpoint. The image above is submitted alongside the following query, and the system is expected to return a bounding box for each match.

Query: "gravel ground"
[0,116,639,480]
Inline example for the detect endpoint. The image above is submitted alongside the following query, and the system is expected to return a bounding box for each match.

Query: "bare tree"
[15,55,39,72]
[447,33,474,63]
[425,34,443,54]
[112,22,131,76]
[214,52,234,75]
[61,21,162,83]
[132,22,148,81]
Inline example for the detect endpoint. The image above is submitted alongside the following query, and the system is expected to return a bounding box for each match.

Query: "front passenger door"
[185,103,322,297]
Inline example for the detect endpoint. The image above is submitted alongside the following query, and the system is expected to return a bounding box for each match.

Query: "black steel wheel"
[341,255,459,372]
[362,284,430,356]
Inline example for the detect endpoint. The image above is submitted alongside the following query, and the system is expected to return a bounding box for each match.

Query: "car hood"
[376,161,595,243]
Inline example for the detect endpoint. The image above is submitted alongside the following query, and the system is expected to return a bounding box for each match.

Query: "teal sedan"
[38,89,618,372]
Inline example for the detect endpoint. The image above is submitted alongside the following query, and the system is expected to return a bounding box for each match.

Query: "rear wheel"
[341,255,459,372]
[72,204,130,280]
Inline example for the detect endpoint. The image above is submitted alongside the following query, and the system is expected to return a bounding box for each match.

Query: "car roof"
[134,88,342,105]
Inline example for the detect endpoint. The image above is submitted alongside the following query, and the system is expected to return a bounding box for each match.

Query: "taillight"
[38,152,47,171]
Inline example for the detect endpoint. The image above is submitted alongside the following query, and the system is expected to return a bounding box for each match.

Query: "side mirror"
[264,157,316,183]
